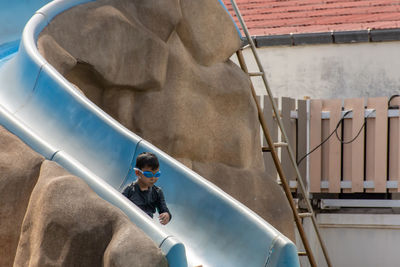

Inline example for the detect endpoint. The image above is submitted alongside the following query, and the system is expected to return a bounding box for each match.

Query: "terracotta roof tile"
[223,0,400,36]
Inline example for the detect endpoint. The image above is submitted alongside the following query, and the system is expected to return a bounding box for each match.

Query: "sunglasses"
[134,168,161,178]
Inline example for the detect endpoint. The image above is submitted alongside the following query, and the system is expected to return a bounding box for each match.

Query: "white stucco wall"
[237,41,400,100]
[235,41,400,267]
[299,213,400,267]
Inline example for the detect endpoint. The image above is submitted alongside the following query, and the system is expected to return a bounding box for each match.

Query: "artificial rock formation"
[0,126,167,266]
[38,0,295,239]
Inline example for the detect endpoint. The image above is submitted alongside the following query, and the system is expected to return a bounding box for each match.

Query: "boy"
[122,152,171,225]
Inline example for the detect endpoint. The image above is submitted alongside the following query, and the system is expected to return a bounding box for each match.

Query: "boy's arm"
[156,189,172,222]
[122,183,132,199]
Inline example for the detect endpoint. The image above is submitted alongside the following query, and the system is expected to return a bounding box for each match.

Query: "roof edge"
[246,28,400,47]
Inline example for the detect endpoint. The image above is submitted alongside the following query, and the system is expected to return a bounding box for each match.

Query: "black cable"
[297,110,351,166]
[334,110,374,144]
[388,94,400,107]
[296,109,374,165]
[336,94,399,147]
[387,94,400,182]
[296,127,335,166]
[296,95,400,166]
[295,95,399,180]
[334,121,365,144]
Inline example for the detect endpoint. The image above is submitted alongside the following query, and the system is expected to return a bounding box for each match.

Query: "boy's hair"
[135,152,159,170]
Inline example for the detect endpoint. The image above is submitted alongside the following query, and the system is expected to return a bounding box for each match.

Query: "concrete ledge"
[333,30,369,43]
[256,34,292,46]
[370,28,400,42]
[293,32,332,45]
[254,28,400,47]
[321,199,400,209]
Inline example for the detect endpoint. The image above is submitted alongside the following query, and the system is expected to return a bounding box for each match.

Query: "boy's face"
[137,165,159,187]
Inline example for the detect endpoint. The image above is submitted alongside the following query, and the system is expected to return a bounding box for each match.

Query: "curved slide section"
[0,1,300,266]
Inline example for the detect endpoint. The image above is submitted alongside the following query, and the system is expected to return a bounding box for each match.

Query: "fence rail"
[261,96,400,194]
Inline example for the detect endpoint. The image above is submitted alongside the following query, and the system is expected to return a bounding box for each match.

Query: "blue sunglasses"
[134,168,161,178]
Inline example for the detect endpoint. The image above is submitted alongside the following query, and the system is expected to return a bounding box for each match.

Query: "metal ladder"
[229,1,332,266]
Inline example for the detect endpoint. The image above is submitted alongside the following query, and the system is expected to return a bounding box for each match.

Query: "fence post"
[297,99,308,191]
[281,97,296,190]
[322,99,342,193]
[262,96,278,178]
[309,99,322,193]
[389,97,400,193]
[365,97,388,193]
[343,98,365,193]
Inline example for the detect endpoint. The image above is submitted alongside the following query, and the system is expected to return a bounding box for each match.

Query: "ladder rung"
[298,251,308,256]
[262,142,288,152]
[248,72,264,77]
[299,212,313,218]
[241,44,250,50]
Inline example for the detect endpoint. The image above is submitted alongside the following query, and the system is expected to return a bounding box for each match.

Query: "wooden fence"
[261,96,400,194]
[260,96,307,191]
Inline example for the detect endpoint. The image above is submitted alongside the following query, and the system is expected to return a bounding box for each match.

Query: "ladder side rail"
[236,50,317,267]
[229,0,311,206]
[229,1,332,266]
[229,0,312,209]
[228,0,311,200]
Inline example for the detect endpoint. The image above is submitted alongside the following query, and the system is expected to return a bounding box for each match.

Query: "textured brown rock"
[0,127,44,267]
[130,0,182,41]
[38,0,295,240]
[0,127,167,266]
[176,0,242,66]
[37,34,77,75]
[41,1,169,90]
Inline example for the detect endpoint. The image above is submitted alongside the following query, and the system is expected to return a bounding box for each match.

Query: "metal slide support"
[230,1,333,267]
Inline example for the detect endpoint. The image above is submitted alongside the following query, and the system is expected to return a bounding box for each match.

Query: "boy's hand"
[159,212,170,225]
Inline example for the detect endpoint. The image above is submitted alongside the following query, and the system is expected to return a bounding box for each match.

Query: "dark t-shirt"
[122,181,171,220]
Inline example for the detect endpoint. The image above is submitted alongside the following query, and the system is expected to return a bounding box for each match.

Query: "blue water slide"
[0,1,300,266]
